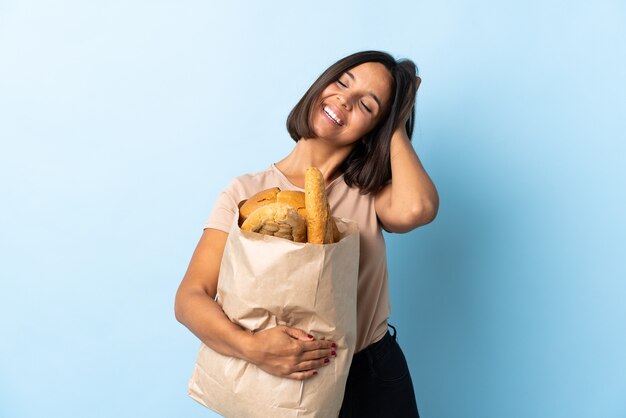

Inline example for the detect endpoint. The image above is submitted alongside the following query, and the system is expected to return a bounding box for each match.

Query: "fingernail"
[313,370,318,376]
[331,343,336,348]
[331,351,336,357]
[324,358,330,364]
[308,334,314,340]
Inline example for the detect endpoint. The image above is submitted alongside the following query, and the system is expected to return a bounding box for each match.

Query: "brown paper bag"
[188,211,360,418]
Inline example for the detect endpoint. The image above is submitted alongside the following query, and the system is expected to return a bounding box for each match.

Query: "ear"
[415,76,422,91]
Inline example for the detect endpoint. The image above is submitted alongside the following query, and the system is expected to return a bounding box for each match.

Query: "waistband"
[352,324,397,364]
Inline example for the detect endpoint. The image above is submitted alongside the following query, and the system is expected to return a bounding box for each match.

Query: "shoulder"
[226,165,277,190]
[222,165,279,202]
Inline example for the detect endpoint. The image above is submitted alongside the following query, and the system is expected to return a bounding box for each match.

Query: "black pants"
[339,325,420,417]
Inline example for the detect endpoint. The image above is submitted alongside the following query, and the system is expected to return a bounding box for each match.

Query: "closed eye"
[337,78,372,113]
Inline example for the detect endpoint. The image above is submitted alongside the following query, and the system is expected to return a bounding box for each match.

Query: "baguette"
[304,167,329,244]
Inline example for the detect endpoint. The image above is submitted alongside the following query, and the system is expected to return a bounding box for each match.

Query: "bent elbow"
[406,200,438,228]
[417,190,439,224]
[174,289,187,324]
[421,198,439,224]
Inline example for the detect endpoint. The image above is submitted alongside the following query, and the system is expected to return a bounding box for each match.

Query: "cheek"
[356,115,377,135]
[320,86,337,100]
[346,120,373,142]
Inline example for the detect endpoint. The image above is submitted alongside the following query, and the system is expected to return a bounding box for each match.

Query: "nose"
[336,95,352,111]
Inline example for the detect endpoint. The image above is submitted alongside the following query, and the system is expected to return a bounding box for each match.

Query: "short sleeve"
[202,179,242,233]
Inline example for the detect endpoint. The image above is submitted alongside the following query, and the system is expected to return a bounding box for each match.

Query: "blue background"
[1,1,625,417]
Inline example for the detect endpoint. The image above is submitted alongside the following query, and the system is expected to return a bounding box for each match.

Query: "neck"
[275,137,355,187]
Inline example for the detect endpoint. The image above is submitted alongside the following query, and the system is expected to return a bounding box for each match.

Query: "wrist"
[237,330,259,364]
[390,127,410,159]
[393,119,408,137]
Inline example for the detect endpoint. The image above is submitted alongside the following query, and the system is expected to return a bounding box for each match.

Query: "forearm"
[175,289,253,361]
[389,128,439,221]
[175,228,333,380]
[176,287,335,380]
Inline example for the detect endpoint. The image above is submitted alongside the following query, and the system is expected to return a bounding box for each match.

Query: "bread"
[240,202,307,243]
[238,166,341,244]
[239,187,280,221]
[276,190,307,220]
[304,167,330,244]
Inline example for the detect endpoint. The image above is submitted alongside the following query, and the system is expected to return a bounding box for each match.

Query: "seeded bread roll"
[305,167,329,244]
[240,202,307,243]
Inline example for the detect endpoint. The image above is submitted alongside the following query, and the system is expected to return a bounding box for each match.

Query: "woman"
[175,50,438,417]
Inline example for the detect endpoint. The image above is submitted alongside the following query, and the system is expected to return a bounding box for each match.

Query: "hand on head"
[395,76,421,134]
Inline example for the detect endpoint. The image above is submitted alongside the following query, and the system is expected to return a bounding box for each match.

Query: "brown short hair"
[286,50,418,195]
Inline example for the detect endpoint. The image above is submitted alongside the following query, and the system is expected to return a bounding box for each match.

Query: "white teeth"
[324,106,342,125]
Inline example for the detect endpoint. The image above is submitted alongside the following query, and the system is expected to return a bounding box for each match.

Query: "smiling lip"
[322,103,344,126]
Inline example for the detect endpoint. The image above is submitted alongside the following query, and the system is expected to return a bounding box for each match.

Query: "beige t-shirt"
[204,163,390,352]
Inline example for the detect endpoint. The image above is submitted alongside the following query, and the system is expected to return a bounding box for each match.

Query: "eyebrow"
[345,71,382,110]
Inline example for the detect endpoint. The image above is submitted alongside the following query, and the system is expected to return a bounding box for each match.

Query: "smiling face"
[309,62,394,147]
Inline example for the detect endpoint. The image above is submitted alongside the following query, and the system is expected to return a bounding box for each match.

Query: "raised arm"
[174,228,335,380]
[374,77,439,233]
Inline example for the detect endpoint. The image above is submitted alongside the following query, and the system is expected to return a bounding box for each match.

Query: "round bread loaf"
[239,187,280,220]
[276,190,307,220]
[240,202,307,243]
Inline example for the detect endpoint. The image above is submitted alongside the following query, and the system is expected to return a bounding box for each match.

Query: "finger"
[299,339,336,351]
[283,326,315,342]
[299,348,336,362]
[296,357,331,372]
